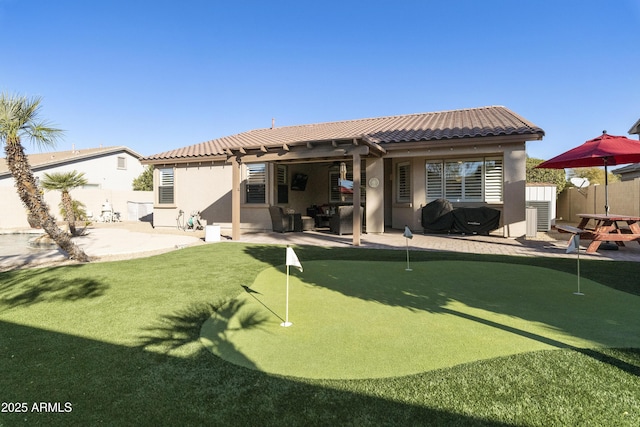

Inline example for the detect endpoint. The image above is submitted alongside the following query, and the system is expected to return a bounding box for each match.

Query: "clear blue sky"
[2,0,639,160]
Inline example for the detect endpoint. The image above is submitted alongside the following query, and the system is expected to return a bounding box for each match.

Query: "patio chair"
[329,205,363,235]
[269,206,295,233]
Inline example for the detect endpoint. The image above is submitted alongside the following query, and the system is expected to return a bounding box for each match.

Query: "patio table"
[558,213,640,253]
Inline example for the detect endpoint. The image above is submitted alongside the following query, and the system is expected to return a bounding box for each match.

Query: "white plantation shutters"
[397,162,411,203]
[426,162,443,201]
[158,168,174,204]
[246,163,266,204]
[484,158,503,202]
[426,158,503,203]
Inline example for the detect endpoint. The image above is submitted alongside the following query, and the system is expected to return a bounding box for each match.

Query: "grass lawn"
[1,243,639,426]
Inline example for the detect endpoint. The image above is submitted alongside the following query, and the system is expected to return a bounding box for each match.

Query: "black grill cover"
[452,207,501,235]
[421,199,454,232]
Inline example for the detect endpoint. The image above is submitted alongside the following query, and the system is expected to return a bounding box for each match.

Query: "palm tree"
[41,170,88,236]
[0,93,90,262]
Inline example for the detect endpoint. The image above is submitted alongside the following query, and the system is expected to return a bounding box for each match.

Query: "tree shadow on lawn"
[242,245,640,377]
[136,299,268,371]
[242,243,640,296]
[0,319,513,426]
[0,265,108,311]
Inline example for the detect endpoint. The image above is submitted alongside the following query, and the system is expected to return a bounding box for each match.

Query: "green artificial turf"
[0,243,639,426]
[201,260,640,379]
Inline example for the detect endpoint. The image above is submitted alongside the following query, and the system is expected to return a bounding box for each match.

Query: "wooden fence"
[557,178,640,222]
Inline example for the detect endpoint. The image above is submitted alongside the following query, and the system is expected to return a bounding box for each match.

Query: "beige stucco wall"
[152,162,322,230]
[557,178,640,222]
[365,158,384,234]
[0,186,152,229]
[501,144,527,237]
[386,141,527,237]
[153,162,234,229]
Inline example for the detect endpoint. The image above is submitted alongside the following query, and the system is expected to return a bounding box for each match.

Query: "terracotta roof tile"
[143,106,544,162]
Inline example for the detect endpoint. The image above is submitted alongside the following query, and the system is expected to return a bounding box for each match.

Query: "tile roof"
[612,163,640,174]
[0,146,142,176]
[143,106,544,162]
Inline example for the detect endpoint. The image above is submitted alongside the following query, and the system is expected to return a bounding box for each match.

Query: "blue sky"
[1,0,639,160]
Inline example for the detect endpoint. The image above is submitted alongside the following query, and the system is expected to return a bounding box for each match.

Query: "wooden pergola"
[224,136,386,246]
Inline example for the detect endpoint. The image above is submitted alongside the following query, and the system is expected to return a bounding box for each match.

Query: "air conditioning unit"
[526,201,551,231]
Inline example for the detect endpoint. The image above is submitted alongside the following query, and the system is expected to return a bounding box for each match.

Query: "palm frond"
[0,93,64,148]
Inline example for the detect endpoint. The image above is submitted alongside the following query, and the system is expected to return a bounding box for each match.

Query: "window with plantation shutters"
[277,164,287,184]
[329,171,342,203]
[158,168,174,204]
[397,162,411,203]
[426,162,443,201]
[425,157,503,203]
[484,158,503,202]
[246,163,266,204]
[329,166,365,203]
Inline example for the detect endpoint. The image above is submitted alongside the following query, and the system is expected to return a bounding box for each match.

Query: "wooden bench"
[555,225,585,235]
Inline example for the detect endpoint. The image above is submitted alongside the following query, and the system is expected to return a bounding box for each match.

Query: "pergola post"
[352,151,361,246]
[231,156,241,241]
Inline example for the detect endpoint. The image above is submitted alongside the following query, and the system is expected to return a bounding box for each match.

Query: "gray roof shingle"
[143,106,544,162]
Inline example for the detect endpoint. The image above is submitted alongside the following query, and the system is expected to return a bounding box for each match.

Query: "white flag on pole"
[403,225,413,239]
[286,246,303,272]
[566,234,580,254]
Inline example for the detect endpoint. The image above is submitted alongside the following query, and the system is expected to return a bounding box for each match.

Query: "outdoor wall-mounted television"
[291,173,308,191]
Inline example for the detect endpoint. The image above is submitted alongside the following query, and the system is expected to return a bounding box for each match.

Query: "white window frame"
[425,157,503,203]
[329,166,365,204]
[396,161,411,203]
[158,167,175,205]
[117,156,127,170]
[245,163,267,204]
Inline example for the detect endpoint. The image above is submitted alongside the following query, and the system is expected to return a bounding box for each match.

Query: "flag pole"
[573,236,584,296]
[281,264,292,327]
[403,225,413,271]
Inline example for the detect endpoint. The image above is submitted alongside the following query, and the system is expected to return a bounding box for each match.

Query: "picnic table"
[556,213,640,253]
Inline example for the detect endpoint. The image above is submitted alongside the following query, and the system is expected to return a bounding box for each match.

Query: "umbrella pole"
[600,157,619,250]
[604,158,609,216]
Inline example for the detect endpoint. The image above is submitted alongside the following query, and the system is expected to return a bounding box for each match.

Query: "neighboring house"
[611,118,640,181]
[0,145,145,190]
[0,146,151,229]
[142,106,544,244]
[629,118,640,136]
[612,163,640,181]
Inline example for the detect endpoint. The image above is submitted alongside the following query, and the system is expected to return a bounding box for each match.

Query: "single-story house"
[1,146,150,229]
[142,106,544,245]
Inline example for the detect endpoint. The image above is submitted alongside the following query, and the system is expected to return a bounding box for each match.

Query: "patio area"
[227,225,640,262]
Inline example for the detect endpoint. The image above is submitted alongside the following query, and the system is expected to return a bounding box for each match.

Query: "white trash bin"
[205,225,221,242]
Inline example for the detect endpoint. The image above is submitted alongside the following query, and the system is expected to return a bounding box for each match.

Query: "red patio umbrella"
[537,131,640,215]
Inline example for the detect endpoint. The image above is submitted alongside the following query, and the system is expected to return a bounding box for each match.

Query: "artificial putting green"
[200,260,640,380]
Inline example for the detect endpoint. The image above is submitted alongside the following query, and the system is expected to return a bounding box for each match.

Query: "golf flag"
[566,234,579,254]
[286,246,303,272]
